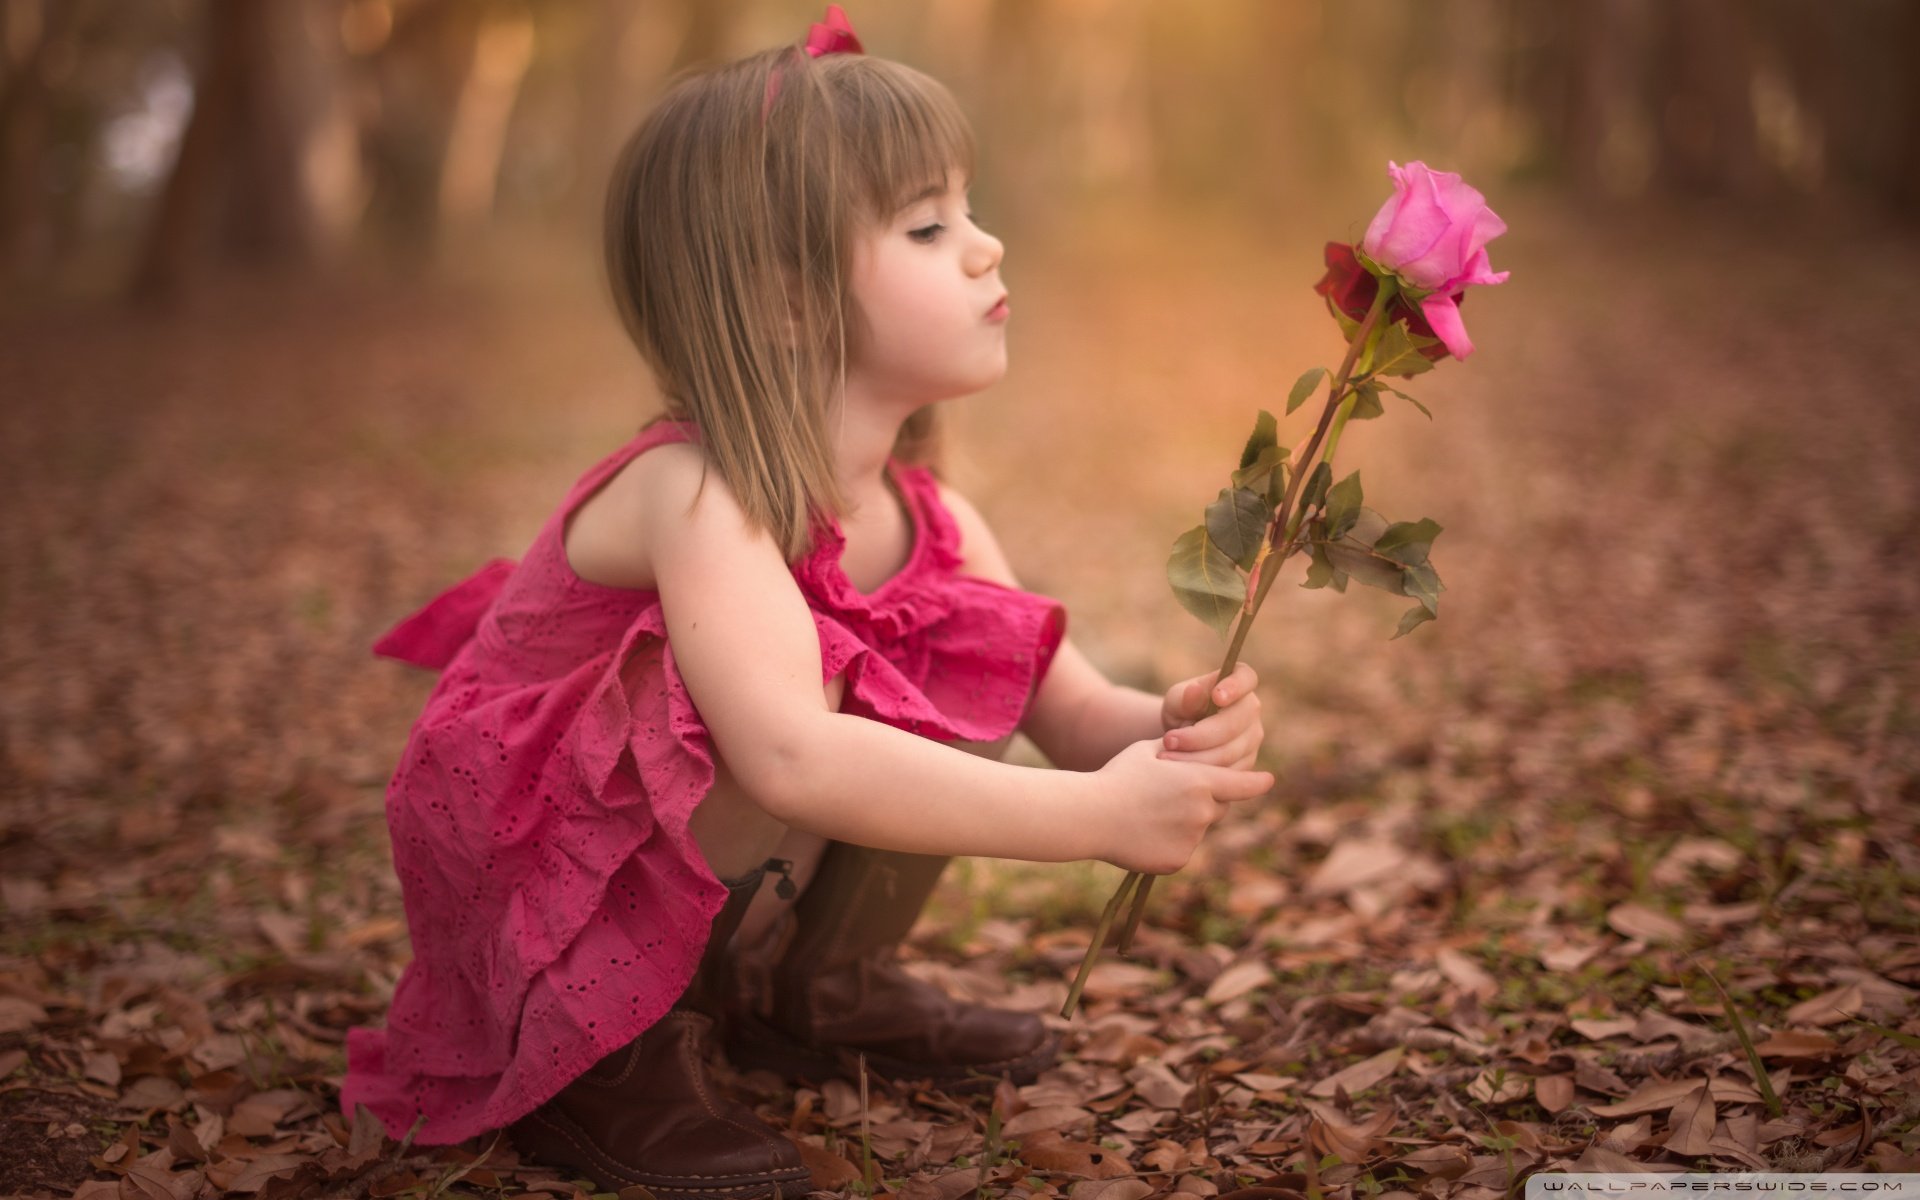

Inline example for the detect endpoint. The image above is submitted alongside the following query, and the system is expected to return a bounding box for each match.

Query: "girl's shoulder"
[560,419,709,593]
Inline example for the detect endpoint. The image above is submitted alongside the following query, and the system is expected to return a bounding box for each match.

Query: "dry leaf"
[0,996,49,1034]
[1124,1061,1192,1110]
[1018,1130,1132,1179]
[1605,902,1686,944]
[796,1140,863,1190]
[897,1171,980,1200]
[1068,1179,1155,1200]
[1534,1074,1574,1114]
[1304,838,1408,896]
[1434,948,1496,999]
[1752,1029,1841,1060]
[1666,1081,1718,1156]
[1589,1077,1760,1117]
[1307,1047,1402,1099]
[1001,1106,1094,1138]
[1203,960,1274,1005]
[1785,982,1866,1026]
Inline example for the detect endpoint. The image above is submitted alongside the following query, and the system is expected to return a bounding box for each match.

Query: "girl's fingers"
[1161,726,1262,768]
[1164,702,1260,752]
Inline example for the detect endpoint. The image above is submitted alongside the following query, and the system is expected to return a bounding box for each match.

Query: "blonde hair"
[605,44,979,563]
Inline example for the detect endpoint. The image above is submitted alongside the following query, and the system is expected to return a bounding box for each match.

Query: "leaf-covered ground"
[2,196,1917,1199]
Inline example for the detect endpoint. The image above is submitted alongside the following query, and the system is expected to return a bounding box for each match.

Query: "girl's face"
[845,167,1008,404]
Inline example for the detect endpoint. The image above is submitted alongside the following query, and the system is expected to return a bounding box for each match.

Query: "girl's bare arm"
[642,445,1110,862]
[932,481,1164,772]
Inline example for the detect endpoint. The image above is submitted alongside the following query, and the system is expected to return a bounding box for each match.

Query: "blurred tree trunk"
[130,0,326,302]
[1646,0,1765,198]
[0,0,80,284]
[359,0,483,261]
[1899,3,1920,216]
[436,5,533,235]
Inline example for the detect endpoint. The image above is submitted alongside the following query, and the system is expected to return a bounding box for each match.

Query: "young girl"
[340,8,1272,1198]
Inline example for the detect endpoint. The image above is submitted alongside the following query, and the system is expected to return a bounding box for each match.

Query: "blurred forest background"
[2,1,1918,1197]
[1,0,1916,296]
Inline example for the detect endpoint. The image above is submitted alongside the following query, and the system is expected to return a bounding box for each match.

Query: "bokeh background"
[2,0,1917,1194]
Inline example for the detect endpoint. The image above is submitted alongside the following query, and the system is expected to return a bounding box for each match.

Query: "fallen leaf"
[205,1153,307,1194]
[1124,1061,1192,1110]
[796,1140,863,1190]
[1434,948,1496,999]
[1752,1029,1841,1060]
[1785,982,1866,1026]
[1203,960,1274,1005]
[1666,1081,1718,1156]
[898,1171,980,1200]
[1001,1106,1093,1138]
[1017,1130,1132,1179]
[1534,1074,1574,1113]
[0,996,48,1034]
[1569,1017,1636,1041]
[1606,902,1686,944]
[1466,1068,1529,1105]
[1068,1180,1154,1200]
[1589,1077,1761,1117]
[1307,1047,1402,1099]
[1304,838,1408,896]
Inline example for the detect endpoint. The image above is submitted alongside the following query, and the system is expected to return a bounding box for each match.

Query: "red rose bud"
[1312,242,1459,364]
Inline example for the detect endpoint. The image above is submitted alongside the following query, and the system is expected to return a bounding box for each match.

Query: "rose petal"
[1418,292,1475,360]
[1361,162,1453,278]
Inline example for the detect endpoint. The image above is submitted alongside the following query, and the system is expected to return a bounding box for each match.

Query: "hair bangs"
[820,57,977,220]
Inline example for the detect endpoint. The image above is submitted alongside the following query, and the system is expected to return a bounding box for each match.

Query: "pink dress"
[340,415,1067,1146]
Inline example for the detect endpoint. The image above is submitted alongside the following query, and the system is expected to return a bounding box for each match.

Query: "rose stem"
[1104,278,1400,961]
[1060,868,1141,1018]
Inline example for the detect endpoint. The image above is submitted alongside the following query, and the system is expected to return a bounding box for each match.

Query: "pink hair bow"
[763,4,864,119]
[804,4,863,57]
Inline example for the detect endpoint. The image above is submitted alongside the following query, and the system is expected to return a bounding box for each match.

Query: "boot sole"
[725,1010,1062,1094]
[509,1106,814,1200]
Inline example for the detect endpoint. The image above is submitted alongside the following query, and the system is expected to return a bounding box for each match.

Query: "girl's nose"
[967,227,1003,276]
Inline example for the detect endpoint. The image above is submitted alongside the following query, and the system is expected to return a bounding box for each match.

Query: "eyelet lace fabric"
[339,416,1067,1145]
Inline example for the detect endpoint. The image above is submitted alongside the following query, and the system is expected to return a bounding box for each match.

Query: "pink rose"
[1359,161,1509,360]
[1313,242,1456,366]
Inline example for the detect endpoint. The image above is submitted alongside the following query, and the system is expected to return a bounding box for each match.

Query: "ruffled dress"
[339,415,1067,1146]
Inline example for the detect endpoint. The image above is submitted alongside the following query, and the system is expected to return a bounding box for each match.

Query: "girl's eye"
[909,212,984,243]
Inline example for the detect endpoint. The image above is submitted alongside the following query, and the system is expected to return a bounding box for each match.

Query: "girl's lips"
[986,296,1010,320]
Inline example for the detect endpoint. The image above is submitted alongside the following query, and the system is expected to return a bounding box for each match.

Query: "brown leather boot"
[723,844,1060,1093]
[509,861,812,1200]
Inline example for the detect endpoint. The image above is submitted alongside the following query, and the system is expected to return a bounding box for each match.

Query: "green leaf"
[1368,321,1437,379]
[1167,525,1245,638]
[1239,409,1278,471]
[1348,381,1385,421]
[1287,367,1328,416]
[1402,561,1444,615]
[1322,507,1405,593]
[1328,303,1360,342]
[1267,457,1291,506]
[1381,384,1433,420]
[1205,487,1272,570]
[1375,517,1443,567]
[1390,605,1436,640]
[1324,470,1363,540]
[1302,541,1337,590]
[1231,444,1288,494]
[1299,461,1333,513]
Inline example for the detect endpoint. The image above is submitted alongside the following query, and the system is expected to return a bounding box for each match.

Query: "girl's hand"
[1092,739,1274,875]
[1159,663,1265,772]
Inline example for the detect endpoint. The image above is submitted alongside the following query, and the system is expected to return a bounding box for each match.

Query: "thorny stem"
[1065,279,1400,1016]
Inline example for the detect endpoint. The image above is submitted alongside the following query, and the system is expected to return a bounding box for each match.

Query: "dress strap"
[552,415,701,532]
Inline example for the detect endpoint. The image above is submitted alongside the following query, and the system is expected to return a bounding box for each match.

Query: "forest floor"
[1,194,1917,1199]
